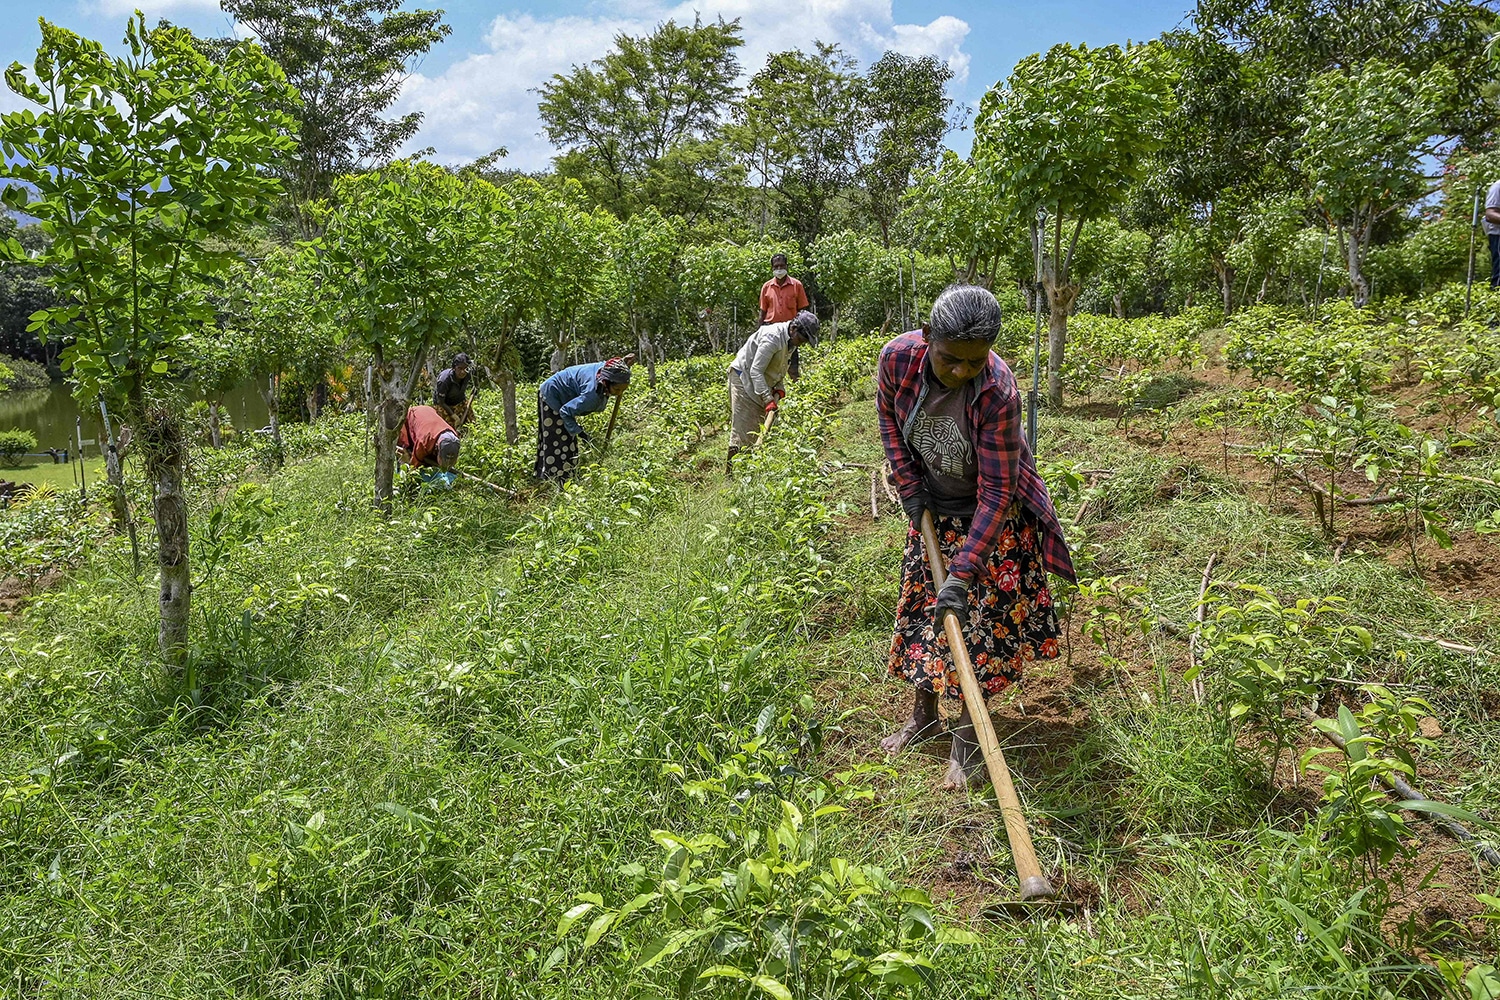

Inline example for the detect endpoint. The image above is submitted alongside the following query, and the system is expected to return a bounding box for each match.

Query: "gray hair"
[927,284,1001,342]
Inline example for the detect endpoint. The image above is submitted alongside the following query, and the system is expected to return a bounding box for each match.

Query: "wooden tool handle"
[757,406,776,444]
[603,393,623,448]
[919,512,1054,900]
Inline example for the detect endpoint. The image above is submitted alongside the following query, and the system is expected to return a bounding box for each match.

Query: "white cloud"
[392,0,971,171]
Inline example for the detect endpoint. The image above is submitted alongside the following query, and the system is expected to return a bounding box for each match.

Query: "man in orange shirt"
[759,252,811,380]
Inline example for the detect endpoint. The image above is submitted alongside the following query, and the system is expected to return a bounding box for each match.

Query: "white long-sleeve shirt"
[730,321,792,405]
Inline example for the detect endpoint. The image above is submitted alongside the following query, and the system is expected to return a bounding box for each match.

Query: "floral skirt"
[533,395,579,481]
[888,503,1063,699]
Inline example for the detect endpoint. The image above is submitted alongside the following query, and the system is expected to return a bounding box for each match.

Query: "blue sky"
[1,0,1196,170]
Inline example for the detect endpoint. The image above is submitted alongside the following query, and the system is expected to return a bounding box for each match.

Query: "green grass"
[0,455,106,490]
[1,341,1497,998]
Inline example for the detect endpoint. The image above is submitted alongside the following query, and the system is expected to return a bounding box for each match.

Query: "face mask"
[773,268,788,279]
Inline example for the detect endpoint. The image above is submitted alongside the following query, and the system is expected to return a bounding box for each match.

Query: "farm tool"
[756,406,777,447]
[602,393,623,449]
[918,510,1055,903]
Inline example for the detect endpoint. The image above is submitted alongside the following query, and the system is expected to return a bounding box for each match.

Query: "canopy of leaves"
[220,0,451,228]
[973,42,1177,222]
[0,14,298,411]
[857,51,957,245]
[538,17,745,222]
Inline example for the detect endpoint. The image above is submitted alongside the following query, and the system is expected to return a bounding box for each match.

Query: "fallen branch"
[870,468,880,520]
[1392,630,1485,656]
[1276,460,1399,506]
[1298,707,1500,869]
[459,471,518,498]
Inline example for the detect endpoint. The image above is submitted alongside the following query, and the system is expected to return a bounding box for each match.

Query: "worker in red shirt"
[759,252,811,381]
[397,405,461,470]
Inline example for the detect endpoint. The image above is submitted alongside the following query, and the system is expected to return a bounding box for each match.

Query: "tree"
[538,17,744,222]
[1297,60,1454,307]
[1198,0,1495,143]
[735,44,865,248]
[0,214,55,366]
[312,161,487,509]
[612,208,681,388]
[0,15,297,668]
[1078,222,1154,318]
[219,0,451,233]
[974,43,1175,407]
[901,152,1015,288]
[859,52,956,246]
[225,247,330,462]
[810,231,877,338]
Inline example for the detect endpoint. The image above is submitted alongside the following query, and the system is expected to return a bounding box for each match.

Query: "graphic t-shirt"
[909,367,978,517]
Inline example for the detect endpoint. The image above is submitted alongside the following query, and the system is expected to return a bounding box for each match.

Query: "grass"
[0,455,106,490]
[0,339,1497,998]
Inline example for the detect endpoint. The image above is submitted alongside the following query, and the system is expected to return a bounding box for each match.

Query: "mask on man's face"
[773,268,788,279]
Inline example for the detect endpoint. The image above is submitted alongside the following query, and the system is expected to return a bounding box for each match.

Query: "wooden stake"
[919,511,1054,900]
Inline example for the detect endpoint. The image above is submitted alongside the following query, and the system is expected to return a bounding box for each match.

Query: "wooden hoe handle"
[603,393,623,448]
[919,511,1054,901]
[757,406,776,446]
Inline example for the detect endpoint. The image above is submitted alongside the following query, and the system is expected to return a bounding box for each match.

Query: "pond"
[0,381,272,455]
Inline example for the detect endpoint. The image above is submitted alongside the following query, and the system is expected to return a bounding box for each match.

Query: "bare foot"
[881,713,941,753]
[883,690,940,754]
[941,715,987,791]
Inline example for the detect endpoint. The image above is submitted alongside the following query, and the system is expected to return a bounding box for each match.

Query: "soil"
[0,568,63,615]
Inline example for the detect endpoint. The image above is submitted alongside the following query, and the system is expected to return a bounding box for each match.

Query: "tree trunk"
[831,303,839,342]
[1214,262,1235,315]
[1112,292,1125,319]
[1344,221,1370,308]
[635,316,657,389]
[306,386,322,422]
[500,368,519,445]
[373,371,406,513]
[1042,276,1079,410]
[208,402,223,449]
[259,375,283,468]
[141,407,191,672]
[98,401,140,574]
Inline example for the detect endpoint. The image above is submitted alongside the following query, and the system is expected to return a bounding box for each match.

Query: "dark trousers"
[1489,234,1499,288]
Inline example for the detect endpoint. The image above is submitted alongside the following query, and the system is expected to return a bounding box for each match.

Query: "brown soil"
[0,568,63,615]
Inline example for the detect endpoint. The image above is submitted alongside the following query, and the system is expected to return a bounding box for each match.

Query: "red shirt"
[877,332,1074,584]
[759,276,809,323]
[398,405,455,467]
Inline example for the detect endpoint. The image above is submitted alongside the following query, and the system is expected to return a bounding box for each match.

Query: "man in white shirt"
[725,310,819,471]
[1484,180,1500,287]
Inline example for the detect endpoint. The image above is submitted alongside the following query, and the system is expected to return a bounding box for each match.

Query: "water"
[0,382,272,454]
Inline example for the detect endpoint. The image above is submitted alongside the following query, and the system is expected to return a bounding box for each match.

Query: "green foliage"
[0,428,36,465]
[539,17,745,221]
[975,42,1176,223]
[0,15,298,412]
[1302,689,1437,877]
[1297,60,1455,305]
[1192,587,1373,771]
[0,354,48,391]
[556,735,972,995]
[219,0,452,230]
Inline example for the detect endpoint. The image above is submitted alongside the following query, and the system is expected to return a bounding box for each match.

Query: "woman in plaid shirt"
[876,284,1075,789]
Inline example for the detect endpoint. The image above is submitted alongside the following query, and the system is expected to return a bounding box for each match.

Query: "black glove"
[900,492,931,527]
[934,578,969,627]
[577,430,594,445]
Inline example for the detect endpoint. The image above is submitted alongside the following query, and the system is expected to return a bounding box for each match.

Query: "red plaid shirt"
[876,331,1075,584]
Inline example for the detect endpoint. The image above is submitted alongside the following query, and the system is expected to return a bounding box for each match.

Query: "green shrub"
[0,429,38,465]
[0,355,51,391]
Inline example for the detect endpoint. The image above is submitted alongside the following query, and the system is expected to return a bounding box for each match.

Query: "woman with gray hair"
[876,284,1074,790]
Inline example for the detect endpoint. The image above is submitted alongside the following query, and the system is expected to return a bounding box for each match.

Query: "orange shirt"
[398,405,455,467]
[759,276,809,323]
